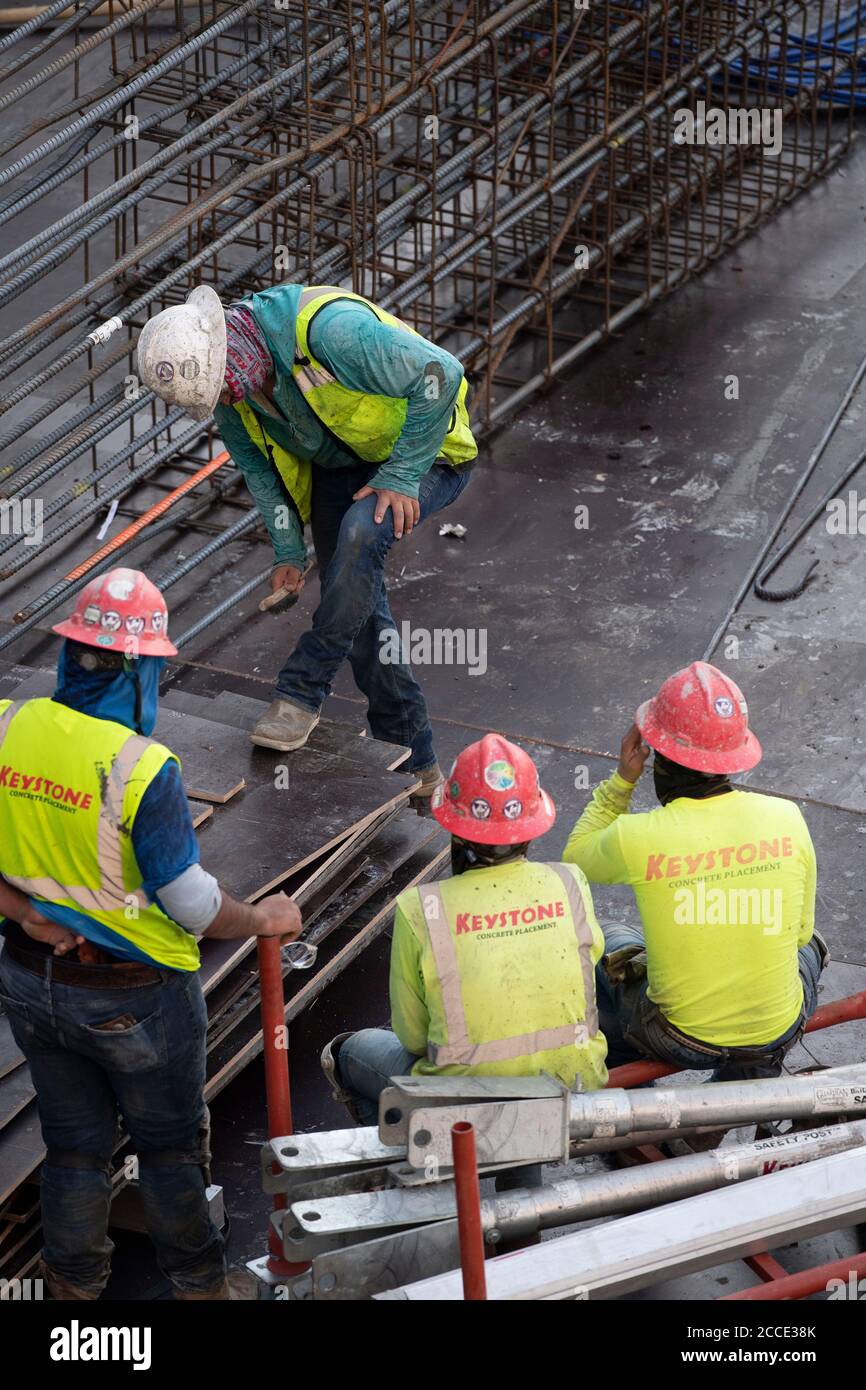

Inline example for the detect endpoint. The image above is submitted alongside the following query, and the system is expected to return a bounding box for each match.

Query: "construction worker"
[0,568,301,1301]
[565,661,827,1081]
[137,283,478,801]
[321,734,608,1125]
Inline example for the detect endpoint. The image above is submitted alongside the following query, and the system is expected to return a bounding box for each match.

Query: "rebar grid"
[0,0,862,646]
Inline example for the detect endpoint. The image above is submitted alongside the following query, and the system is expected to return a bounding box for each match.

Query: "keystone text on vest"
[644,836,794,880]
[456,900,565,934]
[0,764,93,812]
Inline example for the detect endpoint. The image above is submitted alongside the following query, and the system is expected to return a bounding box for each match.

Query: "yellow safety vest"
[231,399,313,527]
[293,285,478,466]
[0,698,200,972]
[394,860,608,1091]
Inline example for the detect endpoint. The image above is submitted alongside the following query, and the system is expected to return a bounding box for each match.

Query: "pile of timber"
[0,663,448,1288]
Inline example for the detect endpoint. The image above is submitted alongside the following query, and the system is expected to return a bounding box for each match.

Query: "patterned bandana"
[222,305,274,403]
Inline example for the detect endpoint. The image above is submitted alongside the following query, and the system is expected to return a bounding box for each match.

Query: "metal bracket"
[404,1096,569,1172]
[378,1074,566,1146]
[261,1127,403,1193]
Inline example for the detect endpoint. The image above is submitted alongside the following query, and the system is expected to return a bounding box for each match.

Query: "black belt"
[649,1005,805,1064]
[4,939,162,989]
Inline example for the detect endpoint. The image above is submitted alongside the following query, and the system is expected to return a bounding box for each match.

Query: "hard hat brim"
[186,284,227,420]
[636,698,763,774]
[432,787,556,843]
[52,617,178,658]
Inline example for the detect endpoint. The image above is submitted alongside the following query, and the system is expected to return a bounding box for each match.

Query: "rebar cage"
[0,0,863,647]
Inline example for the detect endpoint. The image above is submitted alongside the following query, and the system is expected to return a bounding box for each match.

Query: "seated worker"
[565,661,827,1081]
[321,734,608,1124]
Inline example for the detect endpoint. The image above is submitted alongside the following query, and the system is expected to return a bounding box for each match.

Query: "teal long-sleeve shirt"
[213,284,466,568]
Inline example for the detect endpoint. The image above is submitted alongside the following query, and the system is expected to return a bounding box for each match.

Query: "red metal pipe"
[257,936,309,1278]
[607,988,866,1089]
[722,1250,866,1301]
[451,1121,487,1301]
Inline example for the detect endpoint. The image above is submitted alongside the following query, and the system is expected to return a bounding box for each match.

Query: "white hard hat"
[137,285,227,421]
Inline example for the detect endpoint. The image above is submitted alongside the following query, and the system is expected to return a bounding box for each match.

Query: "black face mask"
[451,838,530,876]
[652,751,733,807]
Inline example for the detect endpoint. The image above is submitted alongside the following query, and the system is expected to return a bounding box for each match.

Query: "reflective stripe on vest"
[0,702,149,915]
[419,866,599,1068]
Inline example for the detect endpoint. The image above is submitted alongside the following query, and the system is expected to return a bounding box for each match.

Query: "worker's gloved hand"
[254,891,303,944]
[270,564,305,597]
[617,723,651,784]
[353,485,420,539]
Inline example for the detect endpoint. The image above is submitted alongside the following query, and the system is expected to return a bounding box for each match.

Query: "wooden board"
[195,802,407,997]
[162,686,410,772]
[204,840,449,1100]
[0,1104,43,1209]
[204,814,441,1055]
[198,766,417,902]
[188,800,213,828]
[0,1065,34,1136]
[210,689,410,771]
[0,1016,24,1082]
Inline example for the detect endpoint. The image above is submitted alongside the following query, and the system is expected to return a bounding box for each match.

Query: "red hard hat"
[635,661,761,774]
[432,733,556,844]
[52,567,178,658]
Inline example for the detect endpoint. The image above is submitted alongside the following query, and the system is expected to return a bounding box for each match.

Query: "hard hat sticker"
[100,611,121,631]
[83,604,100,625]
[714,696,734,718]
[484,759,515,791]
[151,611,165,631]
[470,798,491,819]
[450,781,460,798]
[503,799,523,819]
[155,361,175,382]
[107,577,135,600]
[180,357,201,380]
[125,616,145,635]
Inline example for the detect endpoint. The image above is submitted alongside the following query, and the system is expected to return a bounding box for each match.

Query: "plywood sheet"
[199,766,417,901]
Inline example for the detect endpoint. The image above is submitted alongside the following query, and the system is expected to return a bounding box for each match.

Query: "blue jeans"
[276,460,474,773]
[595,923,825,1082]
[0,950,225,1297]
[337,1027,420,1126]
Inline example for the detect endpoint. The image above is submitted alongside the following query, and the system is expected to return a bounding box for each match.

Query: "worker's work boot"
[250,698,319,751]
[173,1269,259,1301]
[320,1032,364,1124]
[39,1261,102,1301]
[410,761,444,814]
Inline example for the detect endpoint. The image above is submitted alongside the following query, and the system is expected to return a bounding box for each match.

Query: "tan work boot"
[40,1261,102,1301]
[410,761,444,814]
[250,698,320,751]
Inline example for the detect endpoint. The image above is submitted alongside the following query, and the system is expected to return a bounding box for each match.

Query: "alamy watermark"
[673,101,782,158]
[0,497,43,547]
[379,621,487,676]
[673,884,783,936]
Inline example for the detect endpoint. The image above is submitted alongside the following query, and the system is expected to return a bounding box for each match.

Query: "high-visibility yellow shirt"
[389,857,608,1092]
[564,773,816,1047]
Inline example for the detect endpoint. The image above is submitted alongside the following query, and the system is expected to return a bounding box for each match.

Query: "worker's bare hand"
[21,914,86,957]
[254,891,303,943]
[271,564,305,596]
[353,485,420,539]
[617,724,650,784]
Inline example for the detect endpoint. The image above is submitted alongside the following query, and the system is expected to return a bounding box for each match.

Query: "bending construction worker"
[321,734,608,1125]
[0,568,301,1301]
[565,661,827,1081]
[138,283,478,800]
